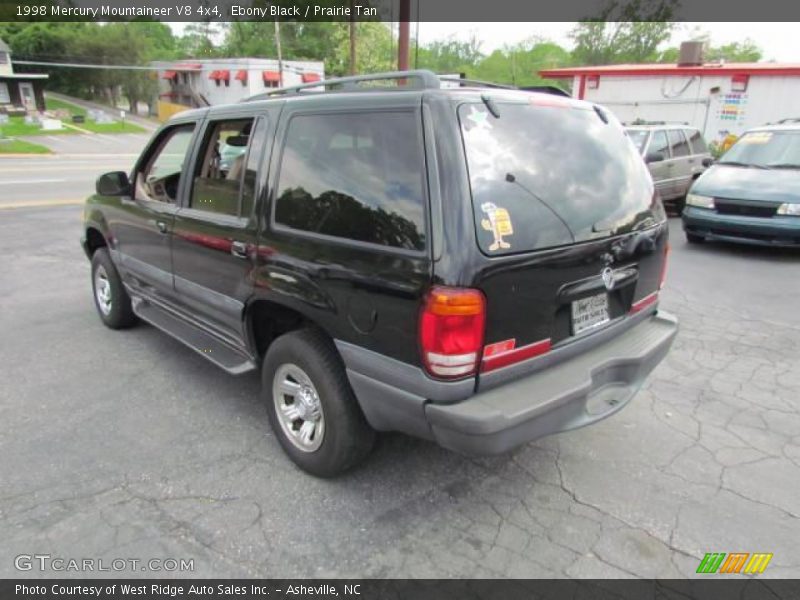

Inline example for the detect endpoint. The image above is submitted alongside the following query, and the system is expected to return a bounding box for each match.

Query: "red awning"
[263,70,281,83]
[235,69,248,82]
[208,70,219,80]
[216,70,230,81]
[162,70,177,80]
[301,73,321,83]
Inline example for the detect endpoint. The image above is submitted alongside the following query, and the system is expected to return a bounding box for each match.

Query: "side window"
[274,112,426,251]
[135,124,195,204]
[685,129,708,155]
[668,129,690,158]
[648,130,670,158]
[190,118,256,217]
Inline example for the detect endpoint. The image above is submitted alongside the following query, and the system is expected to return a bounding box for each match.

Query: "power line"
[13,60,156,71]
[13,59,322,75]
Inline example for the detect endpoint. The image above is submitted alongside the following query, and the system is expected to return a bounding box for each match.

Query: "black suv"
[82,71,677,477]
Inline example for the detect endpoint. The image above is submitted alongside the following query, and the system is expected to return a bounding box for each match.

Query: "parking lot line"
[0,198,84,209]
[0,178,66,185]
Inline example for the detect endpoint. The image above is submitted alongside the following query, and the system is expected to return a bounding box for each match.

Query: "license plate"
[571,293,610,335]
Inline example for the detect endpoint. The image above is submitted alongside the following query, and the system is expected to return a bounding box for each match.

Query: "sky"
[171,22,799,63]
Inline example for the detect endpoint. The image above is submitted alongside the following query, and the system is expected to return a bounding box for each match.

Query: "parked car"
[682,124,800,247]
[625,123,713,214]
[82,71,677,477]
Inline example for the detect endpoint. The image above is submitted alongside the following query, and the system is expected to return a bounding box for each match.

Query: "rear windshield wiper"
[505,172,576,243]
[717,161,768,169]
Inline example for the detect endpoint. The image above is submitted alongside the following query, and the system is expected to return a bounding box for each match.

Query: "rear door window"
[647,130,670,159]
[274,111,426,251]
[668,129,690,158]
[459,101,659,256]
[685,129,708,155]
[190,118,256,217]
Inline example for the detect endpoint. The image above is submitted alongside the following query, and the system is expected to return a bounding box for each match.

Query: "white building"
[540,61,800,147]
[152,58,324,118]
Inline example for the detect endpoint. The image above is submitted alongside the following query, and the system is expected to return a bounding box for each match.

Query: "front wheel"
[91,248,137,329]
[262,329,375,477]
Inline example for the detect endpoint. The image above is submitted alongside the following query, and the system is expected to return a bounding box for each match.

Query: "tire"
[686,232,705,244]
[674,196,686,216]
[90,247,137,329]
[262,328,375,477]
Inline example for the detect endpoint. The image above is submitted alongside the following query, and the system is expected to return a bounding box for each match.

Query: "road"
[0,133,148,207]
[0,153,798,579]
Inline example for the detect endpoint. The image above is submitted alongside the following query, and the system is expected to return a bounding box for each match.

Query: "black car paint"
[83,88,667,389]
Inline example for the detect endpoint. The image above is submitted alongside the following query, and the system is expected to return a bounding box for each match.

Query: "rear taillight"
[419,286,486,379]
[659,242,670,290]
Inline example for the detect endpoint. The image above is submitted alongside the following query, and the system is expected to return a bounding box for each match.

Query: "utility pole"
[274,20,283,86]
[349,2,356,75]
[398,0,411,72]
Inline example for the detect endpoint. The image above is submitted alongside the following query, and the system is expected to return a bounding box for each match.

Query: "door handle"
[231,241,248,259]
[156,220,168,234]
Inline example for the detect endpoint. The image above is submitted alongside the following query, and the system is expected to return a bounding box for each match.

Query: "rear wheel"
[686,232,705,244]
[91,248,137,329]
[262,329,375,477]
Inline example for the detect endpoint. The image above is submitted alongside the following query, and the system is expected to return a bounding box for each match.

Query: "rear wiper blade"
[505,172,576,243]
[717,161,768,169]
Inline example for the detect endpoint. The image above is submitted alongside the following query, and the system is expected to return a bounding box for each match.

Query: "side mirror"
[645,151,665,164]
[701,157,714,168]
[96,171,130,196]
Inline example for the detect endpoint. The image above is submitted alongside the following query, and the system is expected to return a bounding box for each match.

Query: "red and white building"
[540,62,800,146]
[153,57,324,111]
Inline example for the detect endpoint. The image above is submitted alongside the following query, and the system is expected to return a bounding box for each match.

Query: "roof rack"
[777,117,800,124]
[438,75,516,90]
[243,69,570,102]
[623,120,690,126]
[244,70,442,101]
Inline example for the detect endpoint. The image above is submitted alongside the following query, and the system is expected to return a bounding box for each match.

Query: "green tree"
[474,38,573,86]
[569,0,679,65]
[659,39,763,63]
[415,35,483,74]
[329,22,393,75]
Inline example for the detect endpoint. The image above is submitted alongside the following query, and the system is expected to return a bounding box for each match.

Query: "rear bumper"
[682,207,800,247]
[339,310,678,455]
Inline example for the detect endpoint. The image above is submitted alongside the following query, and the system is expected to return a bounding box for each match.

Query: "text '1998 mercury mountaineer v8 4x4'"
[82,71,678,477]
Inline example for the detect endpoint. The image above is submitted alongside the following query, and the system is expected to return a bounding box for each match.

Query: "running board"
[132,298,257,375]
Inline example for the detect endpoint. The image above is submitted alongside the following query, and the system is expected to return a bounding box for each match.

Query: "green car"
[682,124,800,247]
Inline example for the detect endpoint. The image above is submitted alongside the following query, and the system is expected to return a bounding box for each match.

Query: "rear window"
[459,101,660,255]
[274,112,426,251]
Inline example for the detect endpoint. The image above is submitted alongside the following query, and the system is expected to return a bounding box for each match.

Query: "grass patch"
[0,139,51,154]
[45,96,88,117]
[0,117,73,137]
[43,96,147,134]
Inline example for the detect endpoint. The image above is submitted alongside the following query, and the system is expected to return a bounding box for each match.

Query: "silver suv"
[626,124,713,214]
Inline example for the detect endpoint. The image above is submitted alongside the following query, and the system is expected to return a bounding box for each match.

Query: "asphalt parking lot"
[0,196,798,577]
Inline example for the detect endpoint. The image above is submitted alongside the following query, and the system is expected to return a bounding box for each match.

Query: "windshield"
[626,129,649,153]
[459,101,660,255]
[721,130,800,168]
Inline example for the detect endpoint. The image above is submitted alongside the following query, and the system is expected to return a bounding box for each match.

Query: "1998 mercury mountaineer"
[81,71,677,477]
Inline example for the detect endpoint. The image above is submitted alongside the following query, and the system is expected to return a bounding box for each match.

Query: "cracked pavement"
[1,209,798,579]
